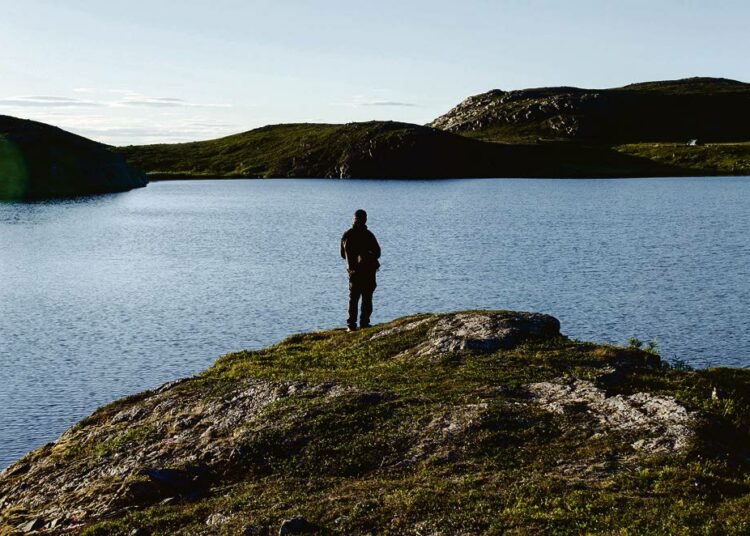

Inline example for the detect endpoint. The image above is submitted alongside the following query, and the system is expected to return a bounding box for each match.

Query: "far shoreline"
[144,172,750,181]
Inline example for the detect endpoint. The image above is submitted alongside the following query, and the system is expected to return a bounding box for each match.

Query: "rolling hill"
[117,120,698,179]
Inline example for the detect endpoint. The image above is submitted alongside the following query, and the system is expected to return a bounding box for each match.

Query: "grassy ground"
[40,313,748,535]
[615,142,750,175]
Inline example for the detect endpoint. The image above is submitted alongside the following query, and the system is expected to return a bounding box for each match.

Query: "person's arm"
[342,233,357,271]
[370,232,381,259]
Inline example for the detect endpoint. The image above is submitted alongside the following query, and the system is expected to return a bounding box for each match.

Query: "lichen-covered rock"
[413,311,560,357]
[0,378,358,529]
[527,379,696,453]
[397,403,488,467]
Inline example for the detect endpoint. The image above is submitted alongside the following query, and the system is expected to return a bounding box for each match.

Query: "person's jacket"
[340,223,381,275]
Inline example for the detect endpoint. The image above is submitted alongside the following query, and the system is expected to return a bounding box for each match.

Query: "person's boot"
[347,325,358,332]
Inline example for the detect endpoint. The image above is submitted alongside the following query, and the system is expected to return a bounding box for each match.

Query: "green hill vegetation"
[615,142,750,175]
[118,121,510,179]
[116,120,715,179]
[2,311,749,535]
[118,78,750,179]
[0,115,146,200]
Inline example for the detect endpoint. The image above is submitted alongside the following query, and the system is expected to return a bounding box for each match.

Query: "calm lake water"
[1,177,749,468]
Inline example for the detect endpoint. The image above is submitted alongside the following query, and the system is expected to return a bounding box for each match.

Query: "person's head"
[353,209,367,225]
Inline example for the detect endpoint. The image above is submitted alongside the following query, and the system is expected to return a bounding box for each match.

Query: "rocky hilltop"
[429,77,750,144]
[1,311,749,535]
[0,115,147,200]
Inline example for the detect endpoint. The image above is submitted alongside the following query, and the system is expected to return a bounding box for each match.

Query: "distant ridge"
[620,76,749,92]
[0,115,147,200]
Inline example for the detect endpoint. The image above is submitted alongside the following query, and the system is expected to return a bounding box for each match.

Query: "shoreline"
[143,170,750,181]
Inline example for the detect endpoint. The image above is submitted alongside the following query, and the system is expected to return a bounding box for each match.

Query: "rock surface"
[0,379,347,526]
[413,311,560,357]
[527,379,696,453]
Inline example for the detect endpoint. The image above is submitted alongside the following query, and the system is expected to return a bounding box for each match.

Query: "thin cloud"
[64,118,241,145]
[335,95,419,108]
[0,92,231,109]
[118,94,231,108]
[359,100,418,107]
[0,95,104,107]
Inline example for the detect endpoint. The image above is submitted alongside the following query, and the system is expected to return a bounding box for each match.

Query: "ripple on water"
[1,177,749,467]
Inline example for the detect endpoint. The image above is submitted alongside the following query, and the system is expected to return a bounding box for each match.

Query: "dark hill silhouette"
[0,115,146,200]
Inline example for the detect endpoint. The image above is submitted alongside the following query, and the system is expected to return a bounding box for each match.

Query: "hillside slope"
[429,77,750,144]
[118,121,500,179]
[2,311,749,535]
[0,115,147,200]
[118,120,695,179]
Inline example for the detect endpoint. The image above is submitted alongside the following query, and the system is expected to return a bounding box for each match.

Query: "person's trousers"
[348,276,376,328]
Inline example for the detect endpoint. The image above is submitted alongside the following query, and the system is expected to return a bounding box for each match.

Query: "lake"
[1,177,749,468]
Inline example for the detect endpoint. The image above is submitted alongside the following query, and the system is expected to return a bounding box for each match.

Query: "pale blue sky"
[1,0,747,144]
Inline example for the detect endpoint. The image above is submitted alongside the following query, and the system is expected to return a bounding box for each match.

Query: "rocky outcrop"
[411,311,560,357]
[429,88,602,137]
[528,379,696,453]
[0,379,354,527]
[429,77,750,143]
[0,115,147,200]
[1,311,748,535]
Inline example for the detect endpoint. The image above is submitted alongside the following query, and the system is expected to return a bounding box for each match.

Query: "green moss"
[91,425,153,459]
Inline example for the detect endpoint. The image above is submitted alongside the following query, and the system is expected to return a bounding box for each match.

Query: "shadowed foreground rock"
[1,310,749,535]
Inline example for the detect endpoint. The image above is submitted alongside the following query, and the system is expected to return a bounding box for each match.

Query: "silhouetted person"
[341,209,381,331]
